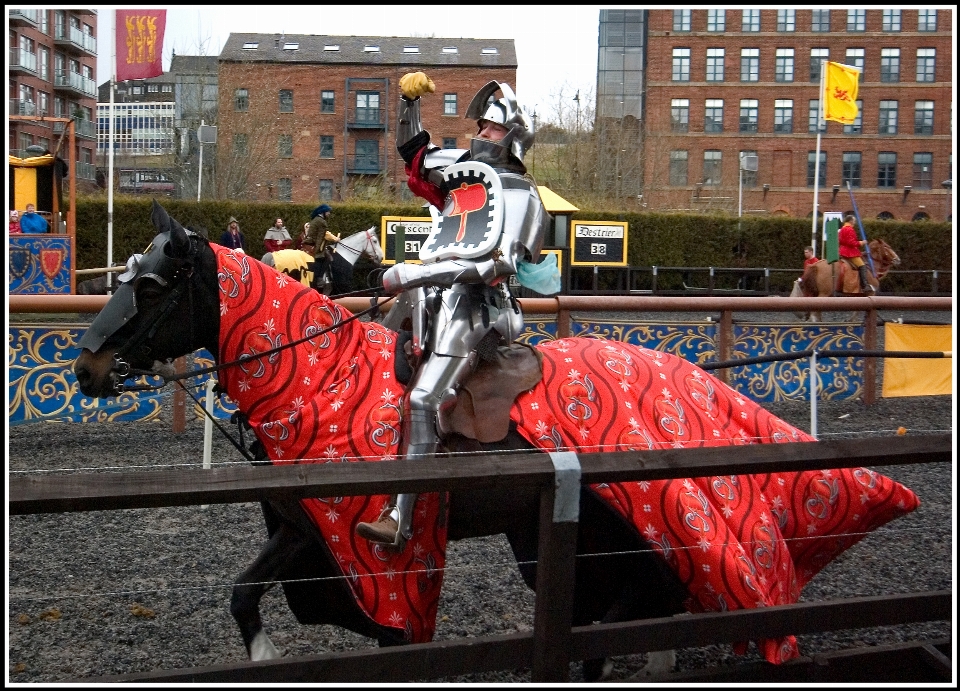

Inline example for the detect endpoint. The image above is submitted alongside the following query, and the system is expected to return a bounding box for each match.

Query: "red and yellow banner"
[115,10,166,81]
[823,61,860,125]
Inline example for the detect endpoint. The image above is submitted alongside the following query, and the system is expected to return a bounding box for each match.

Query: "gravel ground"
[7,309,954,684]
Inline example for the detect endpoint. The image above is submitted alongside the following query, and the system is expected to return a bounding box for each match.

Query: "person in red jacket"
[838,215,874,293]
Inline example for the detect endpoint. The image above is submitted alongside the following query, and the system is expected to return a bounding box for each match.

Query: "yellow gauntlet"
[399,72,435,100]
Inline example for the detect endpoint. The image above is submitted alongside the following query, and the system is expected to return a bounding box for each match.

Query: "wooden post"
[718,308,733,384]
[530,452,580,682]
[863,307,878,405]
[172,357,187,433]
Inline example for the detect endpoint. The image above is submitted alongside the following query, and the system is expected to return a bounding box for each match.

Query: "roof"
[169,55,219,74]
[537,187,580,214]
[219,34,517,67]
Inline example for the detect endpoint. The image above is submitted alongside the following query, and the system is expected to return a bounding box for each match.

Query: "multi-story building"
[9,8,99,188]
[96,74,177,196]
[215,34,517,203]
[598,9,952,221]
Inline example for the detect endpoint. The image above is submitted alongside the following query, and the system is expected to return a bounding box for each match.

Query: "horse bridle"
[333,228,380,264]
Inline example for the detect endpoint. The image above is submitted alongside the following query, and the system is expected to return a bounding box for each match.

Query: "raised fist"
[399,72,435,100]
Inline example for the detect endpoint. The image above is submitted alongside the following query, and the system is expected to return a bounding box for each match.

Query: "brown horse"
[797,239,900,322]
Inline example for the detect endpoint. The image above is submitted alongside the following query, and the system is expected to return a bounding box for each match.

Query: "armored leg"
[355,353,471,549]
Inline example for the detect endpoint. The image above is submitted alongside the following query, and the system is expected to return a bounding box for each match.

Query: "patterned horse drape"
[213,244,918,662]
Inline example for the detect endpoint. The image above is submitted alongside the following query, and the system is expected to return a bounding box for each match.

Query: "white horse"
[261,226,383,295]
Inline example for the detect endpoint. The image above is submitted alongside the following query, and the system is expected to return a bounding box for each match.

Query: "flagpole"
[811,60,826,258]
[106,12,116,292]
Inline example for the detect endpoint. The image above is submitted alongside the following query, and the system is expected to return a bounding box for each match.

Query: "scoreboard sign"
[570,221,628,266]
[380,216,433,264]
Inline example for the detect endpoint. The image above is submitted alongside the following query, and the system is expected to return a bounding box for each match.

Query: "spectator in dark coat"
[219,217,246,252]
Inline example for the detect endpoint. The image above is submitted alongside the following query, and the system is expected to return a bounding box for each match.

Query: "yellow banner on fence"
[881,323,953,398]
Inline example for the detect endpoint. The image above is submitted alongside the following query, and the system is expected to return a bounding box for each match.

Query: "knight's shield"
[420,161,503,262]
[40,248,66,280]
[9,248,31,280]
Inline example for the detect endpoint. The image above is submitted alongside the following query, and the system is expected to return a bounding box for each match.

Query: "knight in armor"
[355,72,555,549]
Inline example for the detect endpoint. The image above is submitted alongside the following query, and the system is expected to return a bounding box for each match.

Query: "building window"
[810,48,828,82]
[880,49,900,82]
[917,10,937,31]
[277,178,292,202]
[320,135,334,158]
[161,84,172,93]
[672,48,690,81]
[132,86,142,95]
[233,133,247,157]
[916,49,936,82]
[671,99,689,132]
[707,10,725,32]
[877,152,897,188]
[704,99,724,133]
[669,150,688,186]
[842,151,862,188]
[706,48,724,81]
[912,153,933,189]
[739,150,758,187]
[879,100,899,135]
[740,48,759,82]
[741,9,760,32]
[673,10,690,32]
[774,100,794,133]
[775,48,794,82]
[739,99,759,133]
[811,10,831,32]
[777,10,795,32]
[321,90,335,113]
[842,101,863,134]
[278,134,293,158]
[845,48,865,82]
[443,93,457,115]
[808,151,827,187]
[356,91,380,123]
[882,9,901,31]
[847,10,865,32]
[147,84,159,93]
[442,137,457,149]
[703,150,722,186]
[234,88,248,111]
[914,101,934,135]
[355,140,380,171]
[279,89,293,113]
[39,46,49,80]
[319,179,334,200]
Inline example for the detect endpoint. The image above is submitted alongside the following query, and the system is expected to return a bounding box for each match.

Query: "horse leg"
[230,519,309,661]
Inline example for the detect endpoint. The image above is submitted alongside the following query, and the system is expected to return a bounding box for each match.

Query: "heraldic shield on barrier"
[420,161,503,262]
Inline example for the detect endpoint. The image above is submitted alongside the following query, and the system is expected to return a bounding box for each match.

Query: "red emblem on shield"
[39,248,66,279]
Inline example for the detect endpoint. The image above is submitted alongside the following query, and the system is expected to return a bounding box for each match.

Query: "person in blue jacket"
[19,203,49,234]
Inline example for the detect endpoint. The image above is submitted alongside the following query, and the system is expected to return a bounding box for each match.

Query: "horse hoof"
[249,630,281,661]
[582,657,614,682]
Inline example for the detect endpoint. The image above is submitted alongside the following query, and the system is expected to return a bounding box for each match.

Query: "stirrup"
[355,506,406,549]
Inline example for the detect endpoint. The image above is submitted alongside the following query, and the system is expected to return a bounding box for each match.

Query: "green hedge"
[75,198,950,291]
[74,198,428,270]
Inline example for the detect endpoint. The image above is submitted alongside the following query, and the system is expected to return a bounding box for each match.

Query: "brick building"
[9,8,99,188]
[623,9,953,221]
[215,34,517,204]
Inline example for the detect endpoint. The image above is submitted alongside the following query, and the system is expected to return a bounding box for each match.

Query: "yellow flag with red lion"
[823,61,860,125]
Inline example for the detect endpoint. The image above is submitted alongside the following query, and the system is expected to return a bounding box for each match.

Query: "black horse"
[73,202,916,680]
[73,203,688,679]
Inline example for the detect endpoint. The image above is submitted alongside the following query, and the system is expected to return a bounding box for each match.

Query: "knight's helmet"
[466,81,534,167]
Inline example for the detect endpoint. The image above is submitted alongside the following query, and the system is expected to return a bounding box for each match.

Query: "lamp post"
[573,90,581,184]
[943,179,953,221]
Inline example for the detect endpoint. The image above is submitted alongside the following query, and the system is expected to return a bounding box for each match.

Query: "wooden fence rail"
[10,434,952,683]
